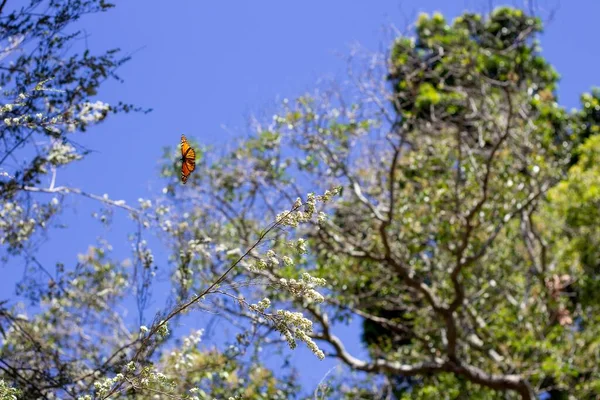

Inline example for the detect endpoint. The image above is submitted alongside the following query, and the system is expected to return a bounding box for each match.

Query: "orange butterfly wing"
[180,135,196,184]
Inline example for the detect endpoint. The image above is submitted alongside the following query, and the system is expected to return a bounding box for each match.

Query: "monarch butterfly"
[180,134,196,184]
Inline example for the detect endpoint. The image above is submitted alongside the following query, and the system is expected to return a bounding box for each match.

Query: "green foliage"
[546,134,600,307]
[153,6,600,399]
[0,381,20,400]
[155,341,299,399]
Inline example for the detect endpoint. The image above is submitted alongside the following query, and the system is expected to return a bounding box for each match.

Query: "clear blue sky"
[4,0,600,394]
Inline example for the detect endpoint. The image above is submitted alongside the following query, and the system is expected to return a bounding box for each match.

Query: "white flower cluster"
[0,201,37,248]
[157,321,170,340]
[1,95,42,128]
[154,204,174,233]
[91,361,139,397]
[125,361,137,374]
[187,238,211,258]
[168,329,204,373]
[275,187,341,228]
[134,239,154,268]
[277,193,317,228]
[282,255,293,266]
[137,198,152,210]
[139,370,173,389]
[250,249,280,272]
[121,366,176,394]
[155,204,170,216]
[77,101,109,123]
[0,83,109,134]
[182,329,204,348]
[66,100,109,131]
[319,187,341,202]
[2,103,67,130]
[275,310,324,360]
[288,238,308,255]
[249,297,271,313]
[161,218,172,232]
[47,141,82,166]
[93,374,124,397]
[279,273,327,304]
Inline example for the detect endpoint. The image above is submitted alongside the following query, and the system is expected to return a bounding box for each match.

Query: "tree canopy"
[1,3,600,400]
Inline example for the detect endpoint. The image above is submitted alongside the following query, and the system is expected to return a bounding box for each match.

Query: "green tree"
[157,7,600,399]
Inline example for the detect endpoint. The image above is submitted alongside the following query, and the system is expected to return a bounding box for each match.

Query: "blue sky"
[4,0,600,394]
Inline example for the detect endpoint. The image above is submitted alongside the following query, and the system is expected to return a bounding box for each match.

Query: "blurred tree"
[0,1,313,399]
[0,1,142,397]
